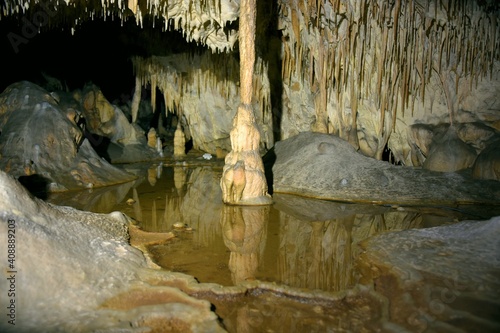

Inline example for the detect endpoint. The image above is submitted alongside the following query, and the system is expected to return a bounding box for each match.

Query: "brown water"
[48,162,499,293]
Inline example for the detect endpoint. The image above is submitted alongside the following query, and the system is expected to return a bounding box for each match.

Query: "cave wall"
[133,53,274,154]
[277,0,500,164]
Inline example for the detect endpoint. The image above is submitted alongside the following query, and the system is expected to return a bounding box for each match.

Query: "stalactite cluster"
[1,0,240,52]
[279,0,500,159]
[132,52,273,152]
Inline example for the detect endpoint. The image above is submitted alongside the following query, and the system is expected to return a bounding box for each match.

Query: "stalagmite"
[220,0,272,205]
[173,122,186,157]
[147,127,158,148]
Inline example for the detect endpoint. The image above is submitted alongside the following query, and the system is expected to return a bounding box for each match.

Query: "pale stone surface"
[132,53,273,155]
[2,0,499,172]
[277,0,500,167]
[0,81,135,191]
[220,0,272,206]
[221,106,272,205]
[266,131,500,205]
[173,122,186,157]
[0,0,240,53]
[423,127,477,172]
[0,170,223,333]
[472,137,500,181]
[75,84,159,163]
[147,127,158,148]
[357,216,500,332]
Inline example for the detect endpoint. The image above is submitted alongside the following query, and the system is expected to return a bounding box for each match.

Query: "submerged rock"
[265,131,500,205]
[0,81,136,191]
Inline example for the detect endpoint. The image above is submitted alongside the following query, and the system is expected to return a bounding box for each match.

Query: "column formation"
[220,0,272,205]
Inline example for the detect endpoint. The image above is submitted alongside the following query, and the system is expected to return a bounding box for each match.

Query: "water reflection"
[221,205,269,284]
[47,164,496,292]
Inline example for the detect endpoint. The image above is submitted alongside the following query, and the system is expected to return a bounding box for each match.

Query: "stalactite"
[131,75,141,123]
[490,14,497,79]
[151,75,157,113]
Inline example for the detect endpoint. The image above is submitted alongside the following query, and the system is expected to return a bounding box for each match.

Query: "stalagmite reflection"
[53,165,476,292]
[132,187,143,222]
[173,166,187,195]
[220,205,269,284]
[147,165,158,186]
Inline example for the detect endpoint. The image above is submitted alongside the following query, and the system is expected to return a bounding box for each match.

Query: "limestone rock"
[266,131,500,205]
[174,123,186,157]
[423,127,477,172]
[132,53,273,155]
[0,81,135,191]
[221,105,272,205]
[357,217,500,332]
[456,122,497,151]
[72,84,160,163]
[472,137,500,181]
[78,84,146,146]
[0,170,223,332]
[147,127,158,148]
[409,123,436,165]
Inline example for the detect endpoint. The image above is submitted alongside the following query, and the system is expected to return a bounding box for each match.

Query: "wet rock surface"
[0,81,136,191]
[0,170,222,333]
[357,217,500,332]
[266,131,500,205]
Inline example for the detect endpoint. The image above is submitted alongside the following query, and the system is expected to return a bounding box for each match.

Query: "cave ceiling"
[1,0,499,165]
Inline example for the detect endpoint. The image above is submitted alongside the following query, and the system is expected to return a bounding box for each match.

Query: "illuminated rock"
[423,127,477,172]
[267,131,500,205]
[220,0,272,206]
[0,81,135,191]
[472,137,500,181]
[0,170,223,333]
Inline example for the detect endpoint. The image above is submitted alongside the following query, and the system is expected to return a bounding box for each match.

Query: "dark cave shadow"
[256,0,281,195]
[18,174,51,200]
[257,0,284,143]
[85,131,112,162]
[263,147,276,195]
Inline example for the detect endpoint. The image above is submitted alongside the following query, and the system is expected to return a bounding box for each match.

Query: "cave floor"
[46,157,500,332]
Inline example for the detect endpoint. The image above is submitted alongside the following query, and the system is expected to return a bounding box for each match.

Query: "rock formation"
[173,122,186,157]
[0,170,223,333]
[131,52,273,155]
[2,0,499,184]
[357,216,500,332]
[220,0,272,205]
[76,84,160,163]
[0,81,135,191]
[472,137,500,180]
[266,131,500,205]
[2,0,500,163]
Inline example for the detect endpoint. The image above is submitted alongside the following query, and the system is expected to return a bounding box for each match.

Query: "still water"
[48,162,498,293]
